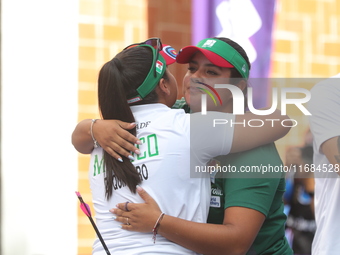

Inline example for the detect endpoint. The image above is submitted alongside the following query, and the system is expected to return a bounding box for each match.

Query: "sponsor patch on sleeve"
[210,196,221,208]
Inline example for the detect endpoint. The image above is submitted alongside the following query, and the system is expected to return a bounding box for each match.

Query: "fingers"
[115,202,131,212]
[113,216,144,232]
[116,121,137,130]
[111,201,135,213]
[94,120,142,162]
[110,207,123,215]
[110,200,160,233]
[113,215,133,229]
[111,209,133,228]
[120,222,132,230]
[101,139,139,162]
[105,135,140,156]
[116,121,142,145]
[104,146,125,162]
[124,201,131,212]
[136,186,153,204]
[112,188,157,212]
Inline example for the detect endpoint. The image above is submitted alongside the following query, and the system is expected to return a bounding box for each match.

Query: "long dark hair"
[98,46,166,199]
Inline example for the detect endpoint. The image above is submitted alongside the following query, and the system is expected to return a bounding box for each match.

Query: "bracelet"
[152,212,165,243]
[90,119,99,148]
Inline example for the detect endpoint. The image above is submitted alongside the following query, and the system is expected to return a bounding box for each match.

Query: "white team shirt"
[89,103,235,255]
[308,74,340,255]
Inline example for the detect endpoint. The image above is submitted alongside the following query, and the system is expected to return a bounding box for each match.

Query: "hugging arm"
[112,187,265,255]
[71,119,95,154]
[72,109,291,159]
[71,119,141,159]
[230,109,292,153]
[157,207,264,255]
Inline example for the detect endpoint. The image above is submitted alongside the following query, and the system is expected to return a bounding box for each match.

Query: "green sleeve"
[223,177,281,216]
[220,143,284,216]
[172,98,186,109]
[172,97,191,113]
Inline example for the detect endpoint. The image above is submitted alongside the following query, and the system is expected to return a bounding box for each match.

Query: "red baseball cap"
[176,45,234,68]
[176,38,249,78]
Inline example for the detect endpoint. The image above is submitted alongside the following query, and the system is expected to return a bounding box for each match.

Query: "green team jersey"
[208,143,293,255]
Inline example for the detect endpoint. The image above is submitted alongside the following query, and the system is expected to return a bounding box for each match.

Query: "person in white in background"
[308,73,340,255]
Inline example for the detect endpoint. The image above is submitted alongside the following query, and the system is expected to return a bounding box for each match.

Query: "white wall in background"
[1,0,79,254]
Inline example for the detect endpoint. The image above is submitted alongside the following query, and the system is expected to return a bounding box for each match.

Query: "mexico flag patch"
[156,60,164,74]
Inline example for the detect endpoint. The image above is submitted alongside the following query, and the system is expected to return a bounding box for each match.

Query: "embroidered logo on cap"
[242,64,246,73]
[156,60,164,74]
[202,39,216,48]
[163,45,177,61]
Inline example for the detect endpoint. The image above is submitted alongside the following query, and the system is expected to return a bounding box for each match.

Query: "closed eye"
[207,70,218,75]
[188,67,197,72]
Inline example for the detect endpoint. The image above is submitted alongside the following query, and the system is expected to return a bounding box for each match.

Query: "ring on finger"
[125,201,131,212]
[126,217,130,225]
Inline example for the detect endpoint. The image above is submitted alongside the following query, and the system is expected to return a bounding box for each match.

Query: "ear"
[158,78,171,96]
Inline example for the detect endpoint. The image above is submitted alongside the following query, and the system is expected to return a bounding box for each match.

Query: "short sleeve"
[223,177,281,216]
[190,111,236,161]
[220,144,283,216]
